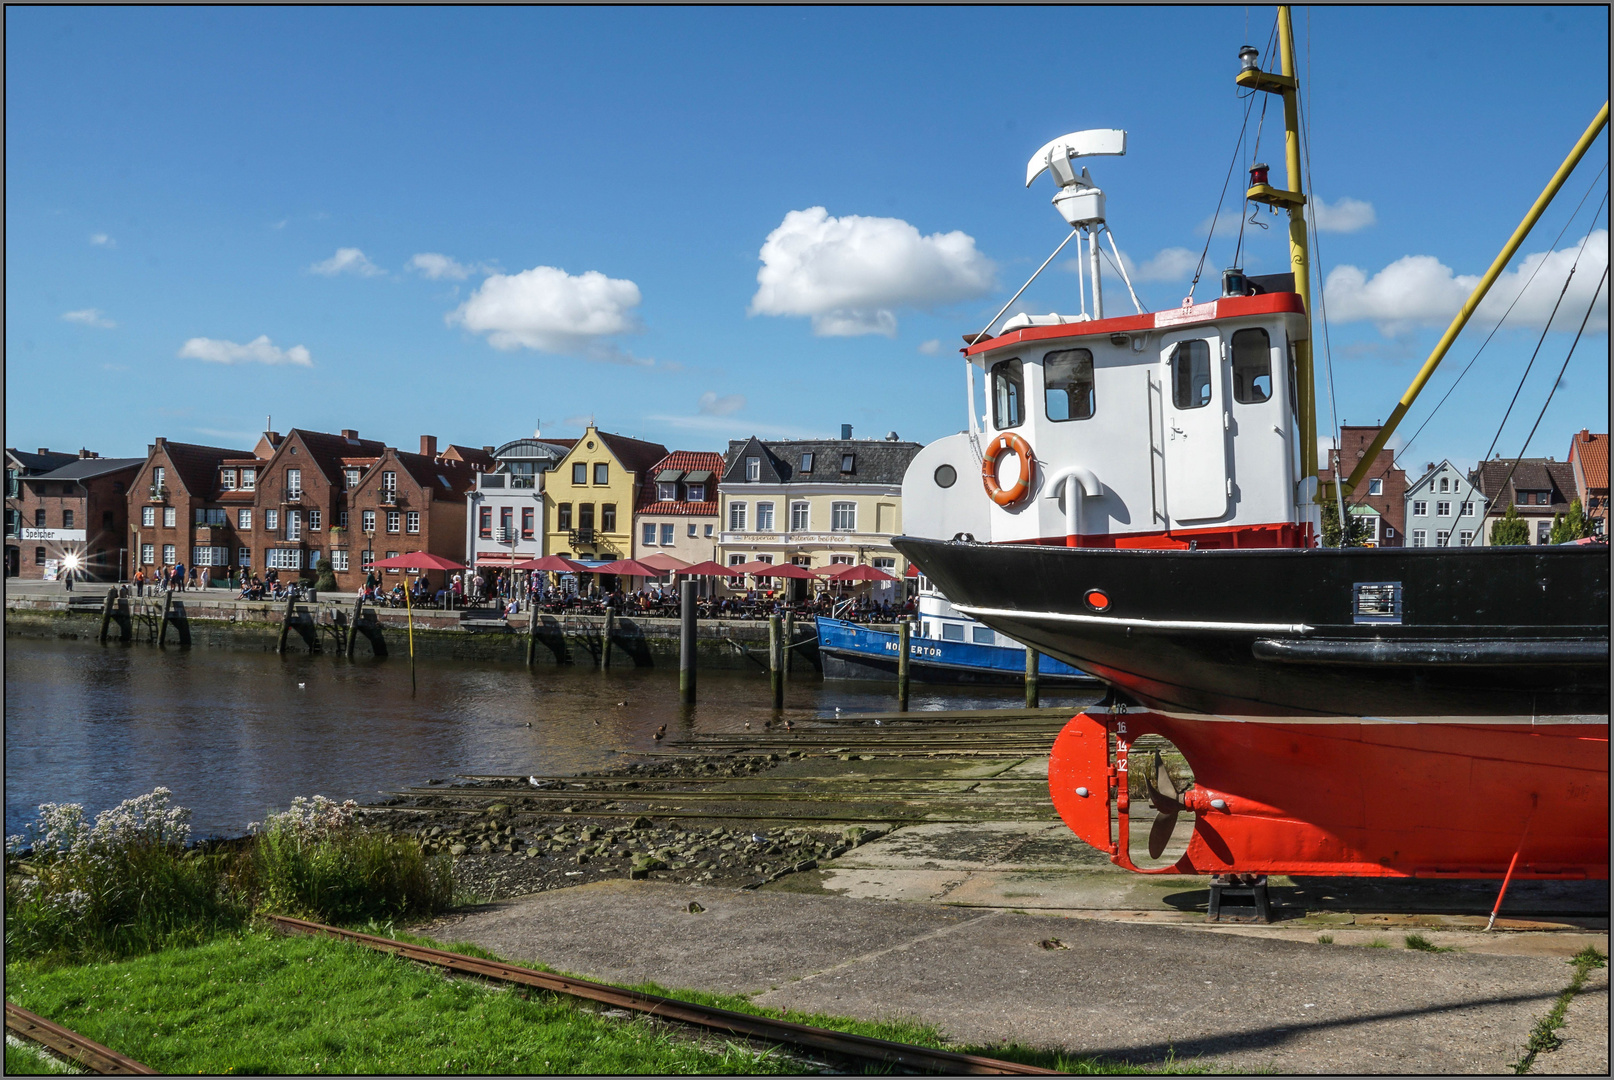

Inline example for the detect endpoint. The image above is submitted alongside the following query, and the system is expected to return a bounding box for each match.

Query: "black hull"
[891,538,1610,718]
[819,648,1098,686]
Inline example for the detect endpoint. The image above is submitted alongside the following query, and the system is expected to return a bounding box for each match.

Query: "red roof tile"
[636,450,724,511]
[1570,430,1608,491]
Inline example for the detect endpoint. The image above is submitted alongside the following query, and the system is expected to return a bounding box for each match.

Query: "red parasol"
[368,552,466,572]
[514,555,587,573]
[904,563,919,578]
[752,564,818,579]
[676,560,733,576]
[638,552,690,571]
[826,564,898,583]
[730,560,780,575]
[584,558,662,576]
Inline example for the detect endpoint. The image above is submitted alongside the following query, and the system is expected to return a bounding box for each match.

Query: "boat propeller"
[1143,751,1186,860]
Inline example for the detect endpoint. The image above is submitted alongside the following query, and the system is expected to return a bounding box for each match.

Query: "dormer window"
[841,453,855,473]
[685,483,705,502]
[345,468,360,489]
[746,456,760,482]
[657,482,677,502]
[241,468,256,491]
[220,469,236,491]
[799,452,814,472]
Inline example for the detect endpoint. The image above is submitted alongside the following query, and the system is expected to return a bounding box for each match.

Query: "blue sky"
[6,5,1608,475]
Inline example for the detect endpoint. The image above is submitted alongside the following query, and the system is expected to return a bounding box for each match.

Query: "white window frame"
[657,482,677,502]
[241,468,256,491]
[266,548,303,570]
[728,501,747,531]
[405,511,420,534]
[1459,530,1474,546]
[332,550,349,572]
[237,547,251,567]
[659,523,674,546]
[642,522,657,546]
[686,523,697,537]
[141,543,155,565]
[685,484,705,502]
[790,501,810,531]
[162,543,176,565]
[386,510,401,533]
[745,456,760,482]
[142,506,156,527]
[756,502,775,532]
[1411,530,1426,547]
[345,468,360,490]
[1436,501,1451,517]
[704,524,714,537]
[220,469,236,490]
[237,508,252,530]
[265,509,279,532]
[1412,501,1427,517]
[727,553,747,585]
[1461,501,1475,517]
[163,506,177,528]
[286,468,302,498]
[309,509,322,531]
[381,470,397,494]
[362,510,376,533]
[286,510,302,541]
[1368,478,1383,496]
[831,501,856,531]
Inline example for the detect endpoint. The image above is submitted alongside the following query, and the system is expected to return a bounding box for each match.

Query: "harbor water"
[5,637,1101,839]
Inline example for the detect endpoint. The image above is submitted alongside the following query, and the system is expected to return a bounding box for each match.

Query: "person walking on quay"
[64,568,74,591]
[174,560,187,592]
[134,567,145,596]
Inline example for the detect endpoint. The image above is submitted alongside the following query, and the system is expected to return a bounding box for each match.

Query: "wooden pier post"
[99,588,117,643]
[276,593,296,654]
[679,579,697,704]
[346,595,363,659]
[158,590,173,649]
[897,619,911,712]
[526,595,540,667]
[116,594,131,642]
[783,610,794,678]
[1025,647,1040,708]
[600,610,615,670]
[768,614,784,709]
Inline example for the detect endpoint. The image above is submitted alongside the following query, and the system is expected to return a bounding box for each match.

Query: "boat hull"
[891,538,1610,718]
[815,617,1098,686]
[1050,707,1608,879]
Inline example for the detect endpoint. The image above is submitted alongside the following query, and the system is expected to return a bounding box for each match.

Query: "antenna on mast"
[1025,129,1142,317]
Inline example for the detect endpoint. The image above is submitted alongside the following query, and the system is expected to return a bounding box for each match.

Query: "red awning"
[826,564,898,582]
[676,560,732,576]
[369,552,467,571]
[638,552,691,571]
[515,555,588,573]
[752,564,818,579]
[583,558,662,576]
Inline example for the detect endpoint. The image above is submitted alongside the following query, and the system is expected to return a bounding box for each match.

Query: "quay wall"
[2,593,856,671]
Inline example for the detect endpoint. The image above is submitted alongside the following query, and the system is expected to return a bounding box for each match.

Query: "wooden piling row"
[897,619,911,712]
[679,579,696,704]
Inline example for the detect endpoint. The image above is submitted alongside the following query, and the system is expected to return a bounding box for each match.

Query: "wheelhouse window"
[1043,348,1095,421]
[1170,340,1212,409]
[1231,328,1272,404]
[991,358,1024,429]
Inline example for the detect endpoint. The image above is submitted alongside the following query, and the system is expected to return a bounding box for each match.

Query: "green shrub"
[251,797,452,922]
[1491,504,1530,545]
[4,788,247,963]
[314,557,338,592]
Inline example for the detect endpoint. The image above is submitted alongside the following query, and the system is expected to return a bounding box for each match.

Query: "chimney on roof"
[420,435,438,458]
[155,438,166,448]
[342,429,358,439]
[840,424,853,440]
[264,432,281,445]
[80,449,92,458]
[482,445,494,454]
[38,448,49,455]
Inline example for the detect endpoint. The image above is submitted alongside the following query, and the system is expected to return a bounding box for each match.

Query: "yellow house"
[717,431,922,595]
[543,425,669,562]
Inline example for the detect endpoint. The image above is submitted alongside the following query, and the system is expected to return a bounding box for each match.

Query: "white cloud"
[270,218,290,230]
[749,207,994,337]
[309,247,383,277]
[178,335,313,367]
[1312,196,1377,234]
[89,233,115,248]
[408,252,473,280]
[1132,247,1200,283]
[917,339,943,355]
[1324,230,1609,335]
[61,308,116,329]
[449,265,647,363]
[646,414,813,439]
[698,392,746,416]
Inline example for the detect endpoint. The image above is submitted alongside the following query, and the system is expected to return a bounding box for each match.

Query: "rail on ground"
[5,1002,157,1075]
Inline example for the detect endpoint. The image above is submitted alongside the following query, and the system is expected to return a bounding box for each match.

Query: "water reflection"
[5,638,1099,838]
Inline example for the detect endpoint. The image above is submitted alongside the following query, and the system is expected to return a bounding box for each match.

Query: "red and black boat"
[894,8,1609,881]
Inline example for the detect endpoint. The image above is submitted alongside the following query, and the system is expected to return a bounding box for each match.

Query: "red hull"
[1049,709,1609,879]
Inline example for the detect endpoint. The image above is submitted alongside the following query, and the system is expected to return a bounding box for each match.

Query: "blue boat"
[815,616,1097,685]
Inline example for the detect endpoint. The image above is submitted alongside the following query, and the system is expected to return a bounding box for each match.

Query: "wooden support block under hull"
[1047,708,1609,880]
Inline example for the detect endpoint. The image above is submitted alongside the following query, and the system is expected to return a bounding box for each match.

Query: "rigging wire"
[1234,91,1273,267]
[1471,264,1609,544]
[1297,10,1350,543]
[1475,196,1607,470]
[1191,16,1275,299]
[1398,166,1609,462]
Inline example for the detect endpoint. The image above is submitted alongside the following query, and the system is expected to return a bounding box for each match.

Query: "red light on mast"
[1249,163,1270,187]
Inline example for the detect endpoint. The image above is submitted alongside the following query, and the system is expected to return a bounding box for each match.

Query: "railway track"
[5,1002,156,1075]
[265,915,1060,1075]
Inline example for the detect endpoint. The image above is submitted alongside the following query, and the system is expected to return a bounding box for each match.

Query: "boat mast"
[1238,6,1315,485]
[1341,101,1610,500]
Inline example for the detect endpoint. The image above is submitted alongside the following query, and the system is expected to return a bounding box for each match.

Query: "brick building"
[1567,429,1607,535]
[346,436,478,588]
[129,438,255,581]
[5,451,143,580]
[7,447,81,577]
[1317,424,1407,546]
[1470,457,1580,545]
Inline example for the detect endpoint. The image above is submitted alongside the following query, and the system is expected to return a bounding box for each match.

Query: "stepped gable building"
[632,450,723,573]
[1317,424,1407,546]
[718,425,922,597]
[347,435,479,586]
[1567,429,1607,535]
[1404,459,1487,548]
[129,438,255,578]
[7,447,90,577]
[1470,456,1580,545]
[465,435,577,576]
[543,425,670,563]
[5,450,143,580]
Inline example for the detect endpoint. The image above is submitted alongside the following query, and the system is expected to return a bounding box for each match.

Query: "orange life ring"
[982,432,1036,507]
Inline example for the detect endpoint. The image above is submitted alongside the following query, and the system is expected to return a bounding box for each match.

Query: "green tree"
[1322,508,1370,547]
[1491,504,1530,545]
[314,558,338,592]
[1549,498,1593,544]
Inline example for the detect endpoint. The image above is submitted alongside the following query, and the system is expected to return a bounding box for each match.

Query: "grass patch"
[1316,934,1334,945]
[1513,946,1608,1074]
[5,1037,80,1075]
[1403,933,1457,953]
[1364,937,1390,948]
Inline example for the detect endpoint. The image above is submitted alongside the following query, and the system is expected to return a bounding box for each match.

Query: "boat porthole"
[1084,589,1110,612]
[934,464,957,488]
